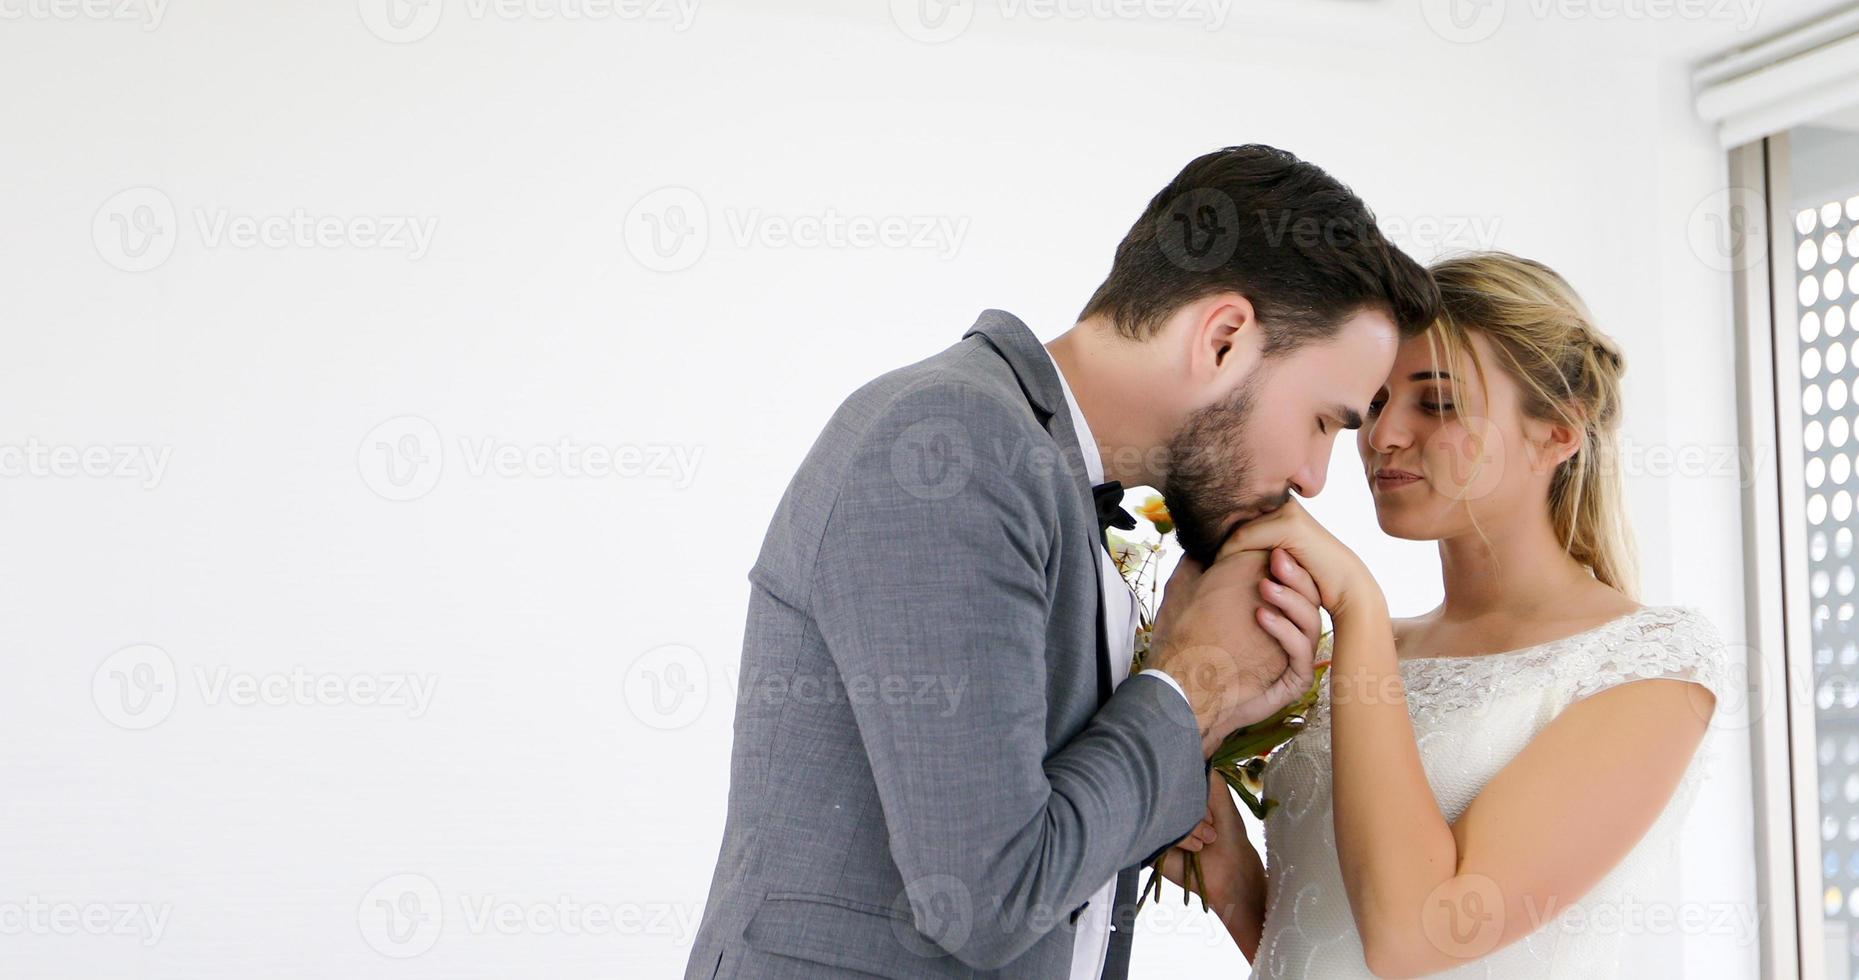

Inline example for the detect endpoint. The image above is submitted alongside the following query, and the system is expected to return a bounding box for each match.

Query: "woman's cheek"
[1425,418,1509,501]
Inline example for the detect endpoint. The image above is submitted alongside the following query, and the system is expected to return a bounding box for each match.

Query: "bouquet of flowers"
[1108,493,1330,911]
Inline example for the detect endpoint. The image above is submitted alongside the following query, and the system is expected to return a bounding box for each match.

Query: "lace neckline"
[1393,604,1668,665]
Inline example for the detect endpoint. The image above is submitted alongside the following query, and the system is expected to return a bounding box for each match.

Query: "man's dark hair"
[1079,145,1440,353]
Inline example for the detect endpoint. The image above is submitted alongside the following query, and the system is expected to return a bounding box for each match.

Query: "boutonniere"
[1110,492,1331,910]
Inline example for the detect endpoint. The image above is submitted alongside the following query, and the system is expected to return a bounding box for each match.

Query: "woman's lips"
[1372,468,1423,490]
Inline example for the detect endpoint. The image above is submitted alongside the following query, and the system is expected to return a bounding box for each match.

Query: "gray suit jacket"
[685,310,1208,980]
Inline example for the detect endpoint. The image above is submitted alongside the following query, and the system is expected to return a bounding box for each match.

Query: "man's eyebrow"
[1408,370,1453,382]
[1332,405,1364,430]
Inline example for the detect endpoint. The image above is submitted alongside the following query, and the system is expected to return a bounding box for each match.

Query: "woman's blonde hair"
[1423,252,1638,598]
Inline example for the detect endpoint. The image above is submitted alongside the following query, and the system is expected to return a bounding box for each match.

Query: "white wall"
[0,1,1779,976]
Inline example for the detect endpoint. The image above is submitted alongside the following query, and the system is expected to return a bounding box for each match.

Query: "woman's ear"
[1525,412,1585,473]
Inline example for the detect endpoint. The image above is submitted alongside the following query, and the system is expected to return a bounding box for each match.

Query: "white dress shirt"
[1045,348,1191,980]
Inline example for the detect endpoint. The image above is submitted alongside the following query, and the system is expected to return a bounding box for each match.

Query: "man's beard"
[1161,374,1291,565]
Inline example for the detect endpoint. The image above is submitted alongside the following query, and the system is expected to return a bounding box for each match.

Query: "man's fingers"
[1258,603,1309,654]
[1259,576,1321,643]
[1270,547,1321,607]
[1261,603,1316,703]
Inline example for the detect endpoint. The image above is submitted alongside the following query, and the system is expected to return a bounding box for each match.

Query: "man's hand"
[1148,545,1314,756]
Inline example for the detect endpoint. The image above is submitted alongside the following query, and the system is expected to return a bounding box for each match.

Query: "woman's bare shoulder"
[1389,611,1436,655]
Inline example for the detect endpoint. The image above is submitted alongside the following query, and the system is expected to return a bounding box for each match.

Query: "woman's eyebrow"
[1407,370,1453,382]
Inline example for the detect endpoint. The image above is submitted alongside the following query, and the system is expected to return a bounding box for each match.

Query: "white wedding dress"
[1250,605,1736,978]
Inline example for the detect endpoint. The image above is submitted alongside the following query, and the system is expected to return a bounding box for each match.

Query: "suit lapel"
[966,310,1131,978]
[963,310,1113,703]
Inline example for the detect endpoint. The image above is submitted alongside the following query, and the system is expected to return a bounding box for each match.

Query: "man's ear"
[1186,292,1261,385]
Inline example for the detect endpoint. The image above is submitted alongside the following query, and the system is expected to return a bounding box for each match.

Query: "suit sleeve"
[810,382,1207,970]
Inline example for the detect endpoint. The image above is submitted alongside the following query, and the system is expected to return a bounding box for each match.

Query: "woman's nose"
[1367,412,1412,455]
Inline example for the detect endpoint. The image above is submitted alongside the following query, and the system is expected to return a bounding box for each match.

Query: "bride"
[1164,252,1737,977]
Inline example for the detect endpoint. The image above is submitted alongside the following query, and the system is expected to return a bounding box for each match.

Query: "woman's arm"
[1162,775,1269,963]
[1324,599,1713,977]
[1212,855,1268,963]
[1228,501,1718,978]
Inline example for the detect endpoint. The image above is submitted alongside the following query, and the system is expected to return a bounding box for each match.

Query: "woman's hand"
[1160,773,1267,959]
[1160,773,1262,913]
[1219,497,1381,620]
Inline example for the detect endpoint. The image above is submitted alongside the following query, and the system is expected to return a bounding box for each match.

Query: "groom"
[686,145,1439,980]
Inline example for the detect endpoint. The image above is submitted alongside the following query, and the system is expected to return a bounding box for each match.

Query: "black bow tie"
[1092,481,1136,550]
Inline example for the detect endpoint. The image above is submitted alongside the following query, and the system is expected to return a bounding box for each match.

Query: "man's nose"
[1290,452,1330,498]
